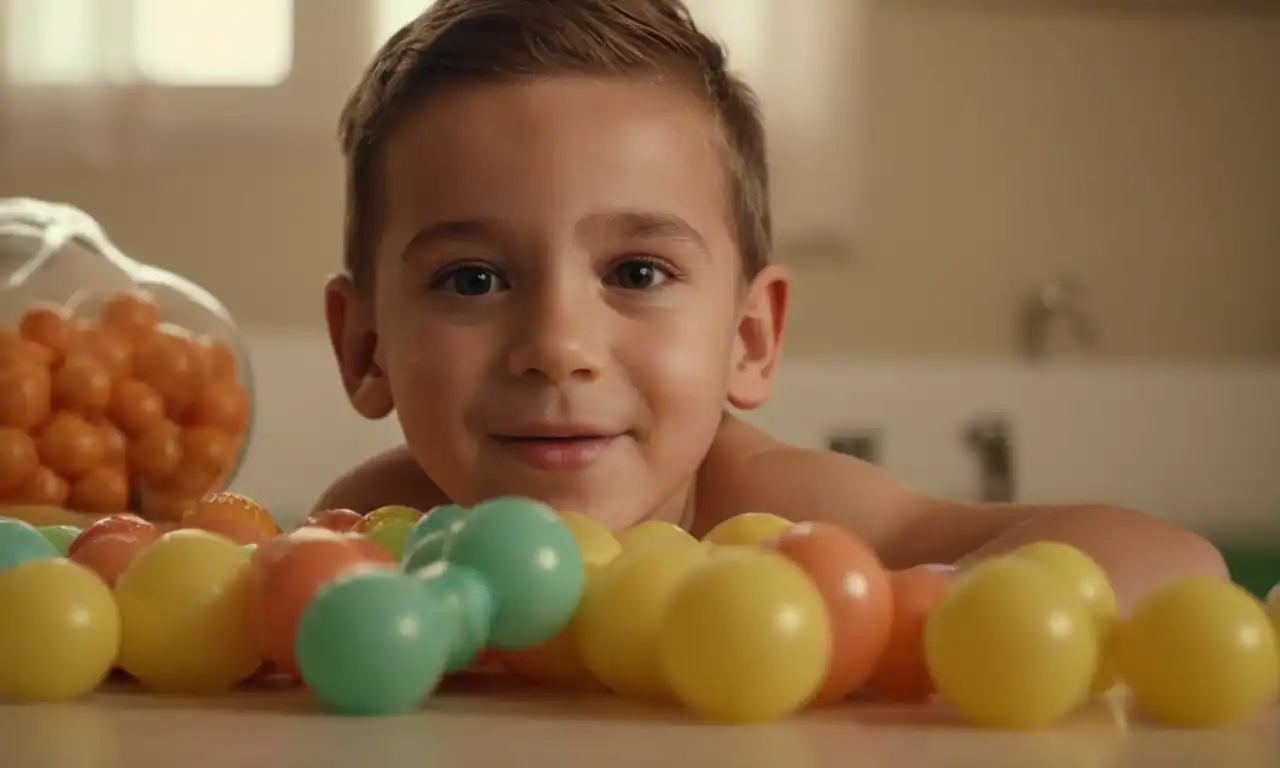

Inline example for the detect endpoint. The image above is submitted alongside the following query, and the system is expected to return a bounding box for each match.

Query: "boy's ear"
[727,264,789,411]
[323,274,394,420]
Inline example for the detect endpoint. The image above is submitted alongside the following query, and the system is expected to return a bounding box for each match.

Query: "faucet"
[964,414,1014,503]
[1018,275,1100,361]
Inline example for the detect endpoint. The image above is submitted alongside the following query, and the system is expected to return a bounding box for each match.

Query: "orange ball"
[0,427,39,492]
[52,353,114,417]
[182,381,248,433]
[179,426,237,476]
[18,304,74,359]
[765,521,893,707]
[108,379,166,436]
[70,531,151,588]
[69,325,133,379]
[69,513,161,557]
[246,535,396,674]
[126,420,182,483]
[180,492,281,544]
[864,565,955,703]
[3,465,69,506]
[36,412,106,479]
[99,292,161,341]
[0,360,52,430]
[68,465,131,514]
[297,508,363,534]
[94,419,127,467]
[132,332,195,415]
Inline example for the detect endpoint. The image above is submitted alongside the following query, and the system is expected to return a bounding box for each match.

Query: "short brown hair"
[337,0,771,292]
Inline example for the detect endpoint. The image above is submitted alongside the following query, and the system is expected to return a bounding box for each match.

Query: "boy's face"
[332,76,785,530]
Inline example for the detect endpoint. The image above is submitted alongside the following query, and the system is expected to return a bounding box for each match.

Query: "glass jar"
[0,197,253,522]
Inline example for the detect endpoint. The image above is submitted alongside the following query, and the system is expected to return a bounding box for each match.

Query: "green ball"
[295,569,452,716]
[402,504,468,567]
[414,561,493,672]
[445,496,584,650]
[37,525,82,557]
[0,518,59,574]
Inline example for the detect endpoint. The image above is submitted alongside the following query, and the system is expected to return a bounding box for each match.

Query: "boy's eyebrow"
[400,219,495,260]
[590,210,709,257]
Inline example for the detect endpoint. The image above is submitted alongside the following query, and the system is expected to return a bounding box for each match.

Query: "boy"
[316,0,1225,608]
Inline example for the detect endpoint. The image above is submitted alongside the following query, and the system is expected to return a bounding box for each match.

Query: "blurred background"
[1,1,1277,591]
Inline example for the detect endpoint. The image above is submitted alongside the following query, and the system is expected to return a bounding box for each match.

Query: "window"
[3,0,294,86]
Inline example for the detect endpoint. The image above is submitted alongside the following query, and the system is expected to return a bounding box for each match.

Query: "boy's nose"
[506,296,606,383]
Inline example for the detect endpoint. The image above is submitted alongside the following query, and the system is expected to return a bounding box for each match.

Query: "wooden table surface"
[1,677,1276,768]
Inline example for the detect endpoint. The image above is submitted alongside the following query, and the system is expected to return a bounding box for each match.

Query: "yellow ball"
[1115,577,1279,728]
[114,529,262,694]
[615,520,698,553]
[924,556,1097,729]
[1010,541,1119,695]
[1268,586,1279,639]
[701,512,793,548]
[556,511,622,567]
[0,558,119,702]
[659,549,831,723]
[575,542,706,702]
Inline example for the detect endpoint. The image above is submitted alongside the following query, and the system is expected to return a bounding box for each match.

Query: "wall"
[2,3,1277,361]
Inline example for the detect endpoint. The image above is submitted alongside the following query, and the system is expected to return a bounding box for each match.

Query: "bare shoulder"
[692,413,782,535]
[311,445,450,514]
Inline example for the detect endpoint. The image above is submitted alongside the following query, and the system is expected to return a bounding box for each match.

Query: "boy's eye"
[608,258,669,291]
[434,265,508,296]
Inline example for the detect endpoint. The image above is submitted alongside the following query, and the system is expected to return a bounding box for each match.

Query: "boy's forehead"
[377,76,733,246]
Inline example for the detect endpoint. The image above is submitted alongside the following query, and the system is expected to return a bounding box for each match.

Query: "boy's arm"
[698,415,1228,610]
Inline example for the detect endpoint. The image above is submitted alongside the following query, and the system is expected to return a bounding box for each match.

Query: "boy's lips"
[490,432,622,472]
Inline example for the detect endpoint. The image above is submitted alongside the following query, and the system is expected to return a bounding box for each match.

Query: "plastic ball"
[69,531,150,587]
[445,496,585,650]
[0,517,58,573]
[764,522,893,707]
[1268,584,1279,638]
[295,569,451,716]
[701,512,792,548]
[114,529,262,693]
[660,549,832,723]
[37,524,81,556]
[246,533,397,675]
[496,512,620,690]
[297,508,363,533]
[413,560,493,673]
[555,510,621,566]
[360,517,416,561]
[0,558,119,701]
[180,492,280,545]
[352,504,422,534]
[1115,577,1279,728]
[1011,541,1118,695]
[865,565,953,702]
[615,520,698,552]
[402,504,469,567]
[350,504,419,558]
[924,556,1097,729]
[576,542,706,701]
[67,513,159,557]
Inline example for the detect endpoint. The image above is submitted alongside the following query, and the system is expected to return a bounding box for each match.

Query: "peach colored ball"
[765,521,893,707]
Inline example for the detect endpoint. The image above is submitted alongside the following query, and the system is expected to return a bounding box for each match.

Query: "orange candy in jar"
[0,198,253,521]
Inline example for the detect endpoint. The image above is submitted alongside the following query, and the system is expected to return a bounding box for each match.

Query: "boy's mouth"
[491,431,621,472]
